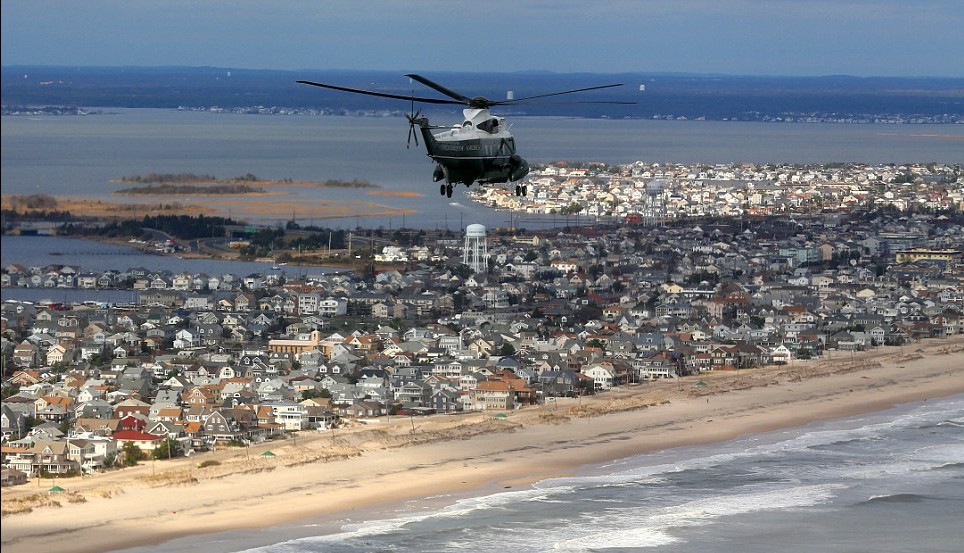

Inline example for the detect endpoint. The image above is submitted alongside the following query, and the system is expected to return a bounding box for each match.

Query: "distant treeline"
[5,194,60,210]
[115,173,376,189]
[118,172,266,184]
[1,209,76,223]
[315,179,378,188]
[115,184,266,195]
[61,214,240,241]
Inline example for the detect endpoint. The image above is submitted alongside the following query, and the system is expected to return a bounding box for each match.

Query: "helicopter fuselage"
[415,108,529,186]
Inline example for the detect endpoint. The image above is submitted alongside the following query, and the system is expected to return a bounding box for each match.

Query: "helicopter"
[297,74,632,198]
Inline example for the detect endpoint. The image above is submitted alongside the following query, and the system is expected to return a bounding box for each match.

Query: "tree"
[301,388,331,401]
[153,438,180,460]
[1,382,20,400]
[498,342,516,356]
[121,442,142,466]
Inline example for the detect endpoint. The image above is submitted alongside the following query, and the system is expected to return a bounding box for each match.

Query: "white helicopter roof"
[434,108,509,141]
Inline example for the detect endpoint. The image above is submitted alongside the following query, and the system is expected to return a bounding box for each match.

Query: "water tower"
[643,179,667,226]
[463,224,489,273]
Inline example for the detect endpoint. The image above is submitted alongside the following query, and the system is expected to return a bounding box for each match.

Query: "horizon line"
[3,64,963,82]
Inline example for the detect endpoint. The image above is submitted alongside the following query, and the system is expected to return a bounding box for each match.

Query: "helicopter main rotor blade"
[508,100,638,105]
[296,80,464,105]
[403,74,472,104]
[493,83,627,105]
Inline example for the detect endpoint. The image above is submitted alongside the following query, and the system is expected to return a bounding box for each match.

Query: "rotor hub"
[468,96,493,109]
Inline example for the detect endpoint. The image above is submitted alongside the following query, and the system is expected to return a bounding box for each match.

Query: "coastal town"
[471,160,962,221]
[1,159,962,489]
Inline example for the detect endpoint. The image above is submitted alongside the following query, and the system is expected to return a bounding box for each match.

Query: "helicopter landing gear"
[440,184,446,196]
[515,185,527,197]
[442,184,453,198]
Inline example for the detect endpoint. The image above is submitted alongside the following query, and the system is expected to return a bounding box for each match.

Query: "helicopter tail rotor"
[406,110,422,149]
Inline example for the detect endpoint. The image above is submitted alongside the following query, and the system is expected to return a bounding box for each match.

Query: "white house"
[583,364,615,390]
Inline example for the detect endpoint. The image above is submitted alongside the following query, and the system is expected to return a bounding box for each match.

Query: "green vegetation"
[115,184,266,195]
[313,179,378,188]
[1,382,20,400]
[121,442,143,466]
[4,193,60,209]
[556,202,585,215]
[61,214,239,241]
[152,438,181,460]
[115,172,377,188]
[302,388,332,401]
[118,172,264,184]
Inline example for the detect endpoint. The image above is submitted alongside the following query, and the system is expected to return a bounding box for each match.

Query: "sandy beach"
[3,336,963,553]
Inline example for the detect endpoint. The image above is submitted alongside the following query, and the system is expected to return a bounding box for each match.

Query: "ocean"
[3,109,963,229]
[119,394,964,553]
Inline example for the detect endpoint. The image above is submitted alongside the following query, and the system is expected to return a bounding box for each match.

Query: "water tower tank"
[646,179,666,196]
[466,224,487,238]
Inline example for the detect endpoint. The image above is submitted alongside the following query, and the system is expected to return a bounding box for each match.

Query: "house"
[201,411,244,443]
[769,344,793,364]
[537,369,581,397]
[346,400,385,418]
[11,440,81,476]
[47,343,76,365]
[1,467,29,486]
[633,352,677,379]
[300,398,337,429]
[267,401,307,431]
[269,330,324,355]
[470,380,514,410]
[13,341,40,367]
[430,389,462,413]
[1,404,29,439]
[112,430,165,458]
[583,363,615,390]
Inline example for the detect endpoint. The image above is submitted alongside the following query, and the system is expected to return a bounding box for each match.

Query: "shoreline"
[2,336,963,553]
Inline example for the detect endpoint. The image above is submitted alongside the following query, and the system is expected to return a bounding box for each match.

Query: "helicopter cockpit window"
[478,118,499,134]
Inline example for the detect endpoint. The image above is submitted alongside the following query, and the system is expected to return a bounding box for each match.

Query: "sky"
[2,0,963,78]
